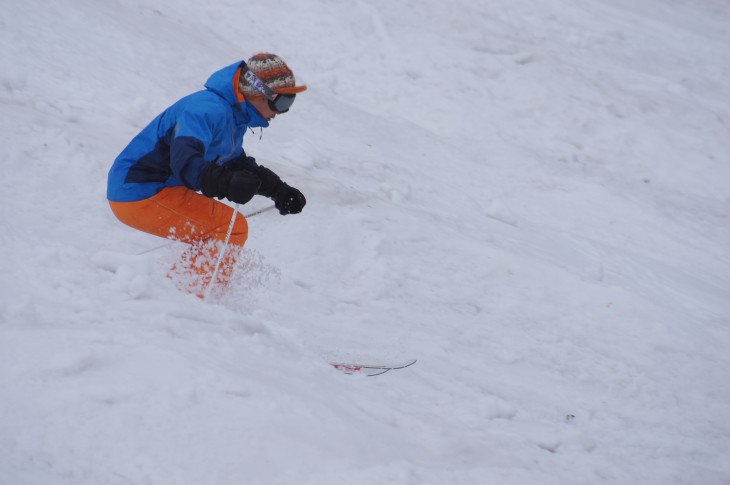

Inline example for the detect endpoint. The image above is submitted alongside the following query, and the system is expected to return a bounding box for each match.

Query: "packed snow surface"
[1,0,729,483]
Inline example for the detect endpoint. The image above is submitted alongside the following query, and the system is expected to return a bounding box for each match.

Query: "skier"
[106,53,307,297]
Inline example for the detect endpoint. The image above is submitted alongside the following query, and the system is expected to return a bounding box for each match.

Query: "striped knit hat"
[238,53,307,99]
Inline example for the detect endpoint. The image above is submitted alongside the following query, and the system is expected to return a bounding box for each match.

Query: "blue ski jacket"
[107,61,269,202]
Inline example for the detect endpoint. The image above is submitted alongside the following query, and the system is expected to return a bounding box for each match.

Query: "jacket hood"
[204,61,269,128]
[204,61,242,107]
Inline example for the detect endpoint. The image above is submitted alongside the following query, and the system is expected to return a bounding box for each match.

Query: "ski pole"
[138,205,276,255]
[204,203,240,300]
[241,204,276,219]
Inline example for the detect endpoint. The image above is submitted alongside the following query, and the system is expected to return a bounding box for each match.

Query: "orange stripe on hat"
[276,85,307,94]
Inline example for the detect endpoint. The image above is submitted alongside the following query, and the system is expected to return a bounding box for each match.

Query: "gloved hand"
[255,165,306,215]
[226,153,258,172]
[273,184,306,215]
[200,163,261,205]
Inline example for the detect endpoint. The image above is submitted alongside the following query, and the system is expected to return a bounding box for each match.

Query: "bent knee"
[230,214,249,246]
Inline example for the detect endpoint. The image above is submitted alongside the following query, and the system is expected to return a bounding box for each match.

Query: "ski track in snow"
[1,0,729,483]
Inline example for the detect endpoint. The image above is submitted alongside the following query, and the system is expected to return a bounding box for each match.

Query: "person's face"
[248,96,278,122]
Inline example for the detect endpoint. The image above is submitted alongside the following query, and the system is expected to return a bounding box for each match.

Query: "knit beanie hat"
[238,53,307,99]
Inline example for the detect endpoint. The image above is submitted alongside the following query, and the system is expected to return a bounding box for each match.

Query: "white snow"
[1,0,730,483]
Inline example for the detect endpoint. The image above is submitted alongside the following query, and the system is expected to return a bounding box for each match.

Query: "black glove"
[255,165,306,215]
[200,163,261,205]
[227,153,258,172]
[273,185,306,215]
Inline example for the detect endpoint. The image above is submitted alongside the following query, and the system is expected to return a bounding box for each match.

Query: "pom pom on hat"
[238,53,307,99]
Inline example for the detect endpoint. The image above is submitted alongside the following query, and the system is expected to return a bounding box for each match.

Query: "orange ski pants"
[109,186,248,297]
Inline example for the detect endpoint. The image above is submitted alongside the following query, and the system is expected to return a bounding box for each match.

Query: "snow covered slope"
[1,0,729,483]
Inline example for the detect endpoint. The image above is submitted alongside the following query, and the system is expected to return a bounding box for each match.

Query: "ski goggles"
[242,64,296,114]
[268,93,296,114]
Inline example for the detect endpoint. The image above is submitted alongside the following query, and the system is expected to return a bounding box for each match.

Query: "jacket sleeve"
[169,107,220,190]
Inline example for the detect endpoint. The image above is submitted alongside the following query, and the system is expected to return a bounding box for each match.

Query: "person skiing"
[106,53,307,297]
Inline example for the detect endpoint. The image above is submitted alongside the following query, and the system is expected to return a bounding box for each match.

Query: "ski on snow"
[329,359,417,376]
